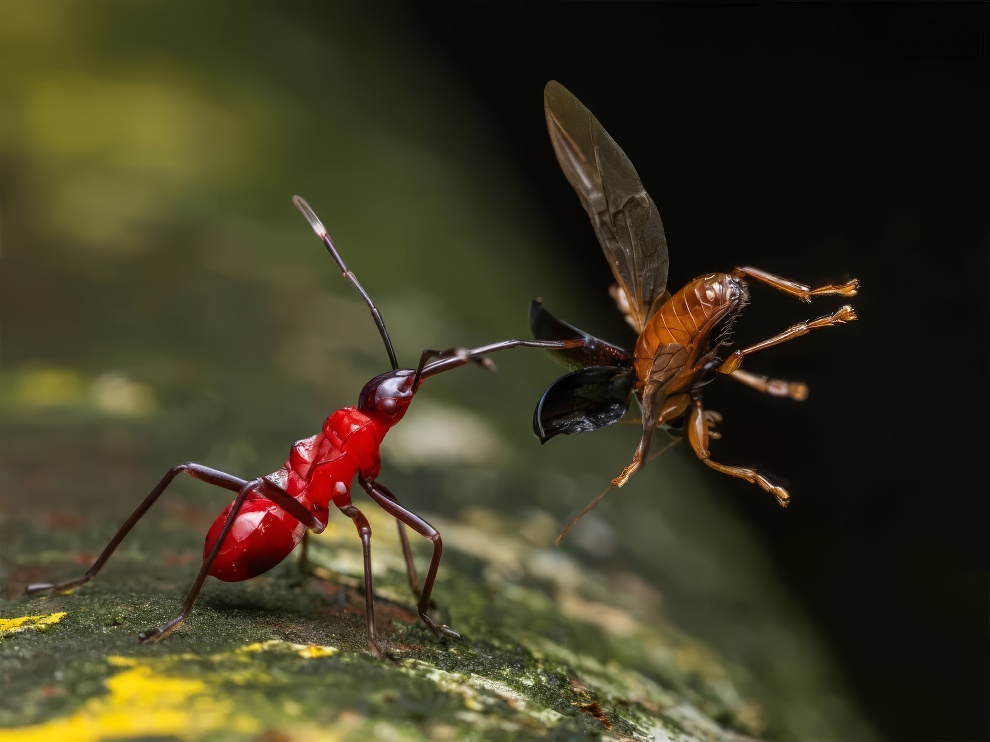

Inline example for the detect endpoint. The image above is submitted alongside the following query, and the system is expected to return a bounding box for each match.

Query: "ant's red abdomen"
[205,492,306,582]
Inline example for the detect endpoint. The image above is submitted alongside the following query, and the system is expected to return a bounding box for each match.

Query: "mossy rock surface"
[2,505,762,741]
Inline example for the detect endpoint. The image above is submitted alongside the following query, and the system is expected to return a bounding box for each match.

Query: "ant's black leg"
[137,477,327,643]
[337,503,389,658]
[25,463,247,596]
[363,481,421,599]
[25,462,329,643]
[358,475,461,641]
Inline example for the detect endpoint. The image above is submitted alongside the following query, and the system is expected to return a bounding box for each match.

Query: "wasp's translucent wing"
[544,80,669,333]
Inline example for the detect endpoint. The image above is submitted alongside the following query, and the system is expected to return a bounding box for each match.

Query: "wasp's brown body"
[532,81,859,534]
[634,273,746,387]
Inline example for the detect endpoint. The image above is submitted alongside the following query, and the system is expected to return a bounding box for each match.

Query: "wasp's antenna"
[554,434,681,545]
[293,195,399,370]
[554,484,612,546]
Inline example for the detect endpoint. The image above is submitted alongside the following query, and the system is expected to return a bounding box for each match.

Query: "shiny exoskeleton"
[25,196,584,654]
[531,81,859,537]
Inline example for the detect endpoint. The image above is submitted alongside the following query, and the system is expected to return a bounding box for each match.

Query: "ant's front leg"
[417,348,495,374]
[358,474,462,641]
[367,484,422,600]
[416,338,587,381]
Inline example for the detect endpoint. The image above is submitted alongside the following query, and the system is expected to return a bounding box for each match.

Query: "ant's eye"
[381,398,396,415]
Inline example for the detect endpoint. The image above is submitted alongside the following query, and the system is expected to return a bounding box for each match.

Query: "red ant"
[25,196,584,656]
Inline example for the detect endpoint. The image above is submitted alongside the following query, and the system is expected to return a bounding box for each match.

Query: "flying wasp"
[531,80,859,537]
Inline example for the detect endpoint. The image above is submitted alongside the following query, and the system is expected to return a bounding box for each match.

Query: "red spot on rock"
[575,702,612,730]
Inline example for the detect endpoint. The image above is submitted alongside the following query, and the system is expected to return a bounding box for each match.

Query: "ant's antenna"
[293,195,399,370]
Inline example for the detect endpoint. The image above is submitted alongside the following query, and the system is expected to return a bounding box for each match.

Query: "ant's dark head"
[358,369,418,425]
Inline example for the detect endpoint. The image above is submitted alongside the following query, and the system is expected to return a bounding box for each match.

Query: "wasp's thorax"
[633,273,748,383]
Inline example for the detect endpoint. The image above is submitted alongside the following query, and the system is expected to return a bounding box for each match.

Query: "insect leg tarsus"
[139,476,269,642]
[612,391,690,488]
[358,475,461,641]
[611,458,641,488]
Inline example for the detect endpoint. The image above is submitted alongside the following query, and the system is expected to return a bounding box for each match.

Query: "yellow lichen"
[238,639,338,658]
[0,612,67,638]
[1,641,341,741]
[1,660,257,741]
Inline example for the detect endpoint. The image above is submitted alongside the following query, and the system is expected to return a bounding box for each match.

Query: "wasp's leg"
[719,305,857,375]
[731,266,859,302]
[686,396,790,507]
[611,393,690,488]
[729,368,809,401]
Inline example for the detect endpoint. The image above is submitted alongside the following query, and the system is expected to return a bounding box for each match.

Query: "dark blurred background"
[405,6,989,740]
[1,3,986,740]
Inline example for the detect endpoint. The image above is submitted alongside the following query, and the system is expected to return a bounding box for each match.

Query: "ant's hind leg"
[25,463,248,597]
[138,476,326,644]
[294,531,323,579]
[395,519,421,599]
